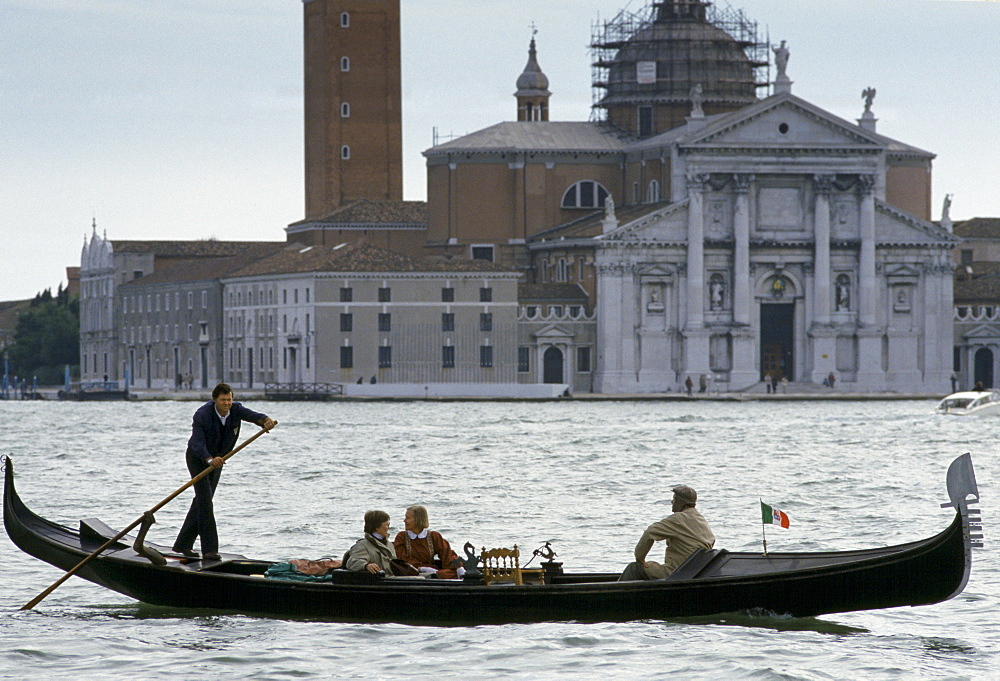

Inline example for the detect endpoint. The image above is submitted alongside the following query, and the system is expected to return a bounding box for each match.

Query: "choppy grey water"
[0,399,997,679]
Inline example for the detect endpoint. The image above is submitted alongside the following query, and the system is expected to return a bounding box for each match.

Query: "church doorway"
[974,347,993,389]
[760,303,794,381]
[543,347,564,384]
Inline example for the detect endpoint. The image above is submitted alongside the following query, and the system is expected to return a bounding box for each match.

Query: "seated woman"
[393,505,465,579]
[345,510,396,574]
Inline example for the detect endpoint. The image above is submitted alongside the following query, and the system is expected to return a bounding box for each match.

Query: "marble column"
[812,175,833,325]
[683,173,710,376]
[809,175,836,383]
[686,174,706,329]
[858,175,877,328]
[732,174,752,326]
[855,174,885,389]
[729,174,757,388]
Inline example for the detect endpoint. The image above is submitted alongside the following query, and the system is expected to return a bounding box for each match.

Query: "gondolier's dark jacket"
[187,401,269,464]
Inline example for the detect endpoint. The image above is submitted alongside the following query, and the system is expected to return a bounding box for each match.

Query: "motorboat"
[935,390,1000,415]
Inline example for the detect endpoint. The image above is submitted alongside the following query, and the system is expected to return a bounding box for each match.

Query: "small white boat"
[935,390,1000,415]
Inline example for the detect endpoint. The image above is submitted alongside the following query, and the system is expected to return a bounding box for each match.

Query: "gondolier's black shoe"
[203,552,221,561]
[172,546,199,558]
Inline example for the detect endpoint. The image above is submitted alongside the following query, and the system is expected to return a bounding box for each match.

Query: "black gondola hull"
[4,456,978,624]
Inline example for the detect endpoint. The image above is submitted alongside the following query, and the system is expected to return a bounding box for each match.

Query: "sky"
[2,0,997,301]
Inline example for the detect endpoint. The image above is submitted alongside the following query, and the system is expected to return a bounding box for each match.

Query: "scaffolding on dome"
[589,0,770,123]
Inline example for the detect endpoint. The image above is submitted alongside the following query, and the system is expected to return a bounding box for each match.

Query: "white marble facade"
[594,93,959,393]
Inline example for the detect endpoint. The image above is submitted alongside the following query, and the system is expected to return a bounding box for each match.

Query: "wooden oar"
[21,424,275,610]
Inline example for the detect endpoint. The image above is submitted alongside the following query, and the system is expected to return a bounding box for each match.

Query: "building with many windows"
[221,241,521,386]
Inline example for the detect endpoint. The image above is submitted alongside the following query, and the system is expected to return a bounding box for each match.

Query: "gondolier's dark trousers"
[174,452,223,554]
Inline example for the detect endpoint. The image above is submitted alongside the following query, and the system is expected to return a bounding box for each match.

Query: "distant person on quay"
[618,485,715,581]
[172,382,277,560]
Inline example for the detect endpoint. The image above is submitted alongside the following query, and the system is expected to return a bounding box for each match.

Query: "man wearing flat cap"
[619,485,715,581]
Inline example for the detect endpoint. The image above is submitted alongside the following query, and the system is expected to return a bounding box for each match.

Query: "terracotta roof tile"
[226,241,514,278]
[110,240,282,258]
[287,199,427,228]
[954,262,1000,302]
[953,218,1000,239]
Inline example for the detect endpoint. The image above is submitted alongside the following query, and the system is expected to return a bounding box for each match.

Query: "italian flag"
[761,501,790,528]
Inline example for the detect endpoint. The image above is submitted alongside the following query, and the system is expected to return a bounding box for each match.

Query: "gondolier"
[172,382,277,560]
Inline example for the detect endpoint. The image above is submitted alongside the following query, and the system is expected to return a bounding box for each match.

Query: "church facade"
[420,1,958,393]
[592,93,958,393]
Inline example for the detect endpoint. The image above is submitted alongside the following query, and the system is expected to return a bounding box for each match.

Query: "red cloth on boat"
[393,530,462,578]
[288,558,342,576]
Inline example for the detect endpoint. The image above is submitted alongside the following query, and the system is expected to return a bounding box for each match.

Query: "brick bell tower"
[303,0,403,219]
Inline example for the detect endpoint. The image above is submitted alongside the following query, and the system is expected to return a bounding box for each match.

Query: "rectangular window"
[471,246,494,262]
[187,292,193,310]
[340,313,353,332]
[518,346,530,373]
[306,346,310,369]
[187,324,193,341]
[378,287,391,302]
[442,345,455,368]
[441,287,454,302]
[638,105,653,137]
[378,346,392,368]
[480,312,492,332]
[340,346,353,368]
[479,345,493,368]
[294,289,299,304]
[340,287,353,302]
[378,313,391,332]
[442,312,455,332]
[479,287,492,302]
[577,346,592,373]
[202,291,208,308]
[960,250,974,265]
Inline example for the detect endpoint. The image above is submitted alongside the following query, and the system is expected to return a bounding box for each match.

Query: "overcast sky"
[2,0,997,301]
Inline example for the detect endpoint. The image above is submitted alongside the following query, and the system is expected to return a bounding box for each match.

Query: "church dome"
[592,0,766,135]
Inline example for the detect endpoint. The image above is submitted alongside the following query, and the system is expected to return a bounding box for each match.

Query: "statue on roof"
[690,83,704,118]
[862,87,877,114]
[772,40,790,78]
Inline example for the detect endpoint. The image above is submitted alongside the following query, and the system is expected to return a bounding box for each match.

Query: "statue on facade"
[690,83,704,117]
[835,277,851,312]
[709,277,725,311]
[647,288,665,312]
[772,41,790,78]
[942,194,952,222]
[862,87,877,113]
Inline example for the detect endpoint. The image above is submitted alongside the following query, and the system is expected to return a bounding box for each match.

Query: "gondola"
[3,454,983,625]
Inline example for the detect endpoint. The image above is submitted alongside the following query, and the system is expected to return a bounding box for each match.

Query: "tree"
[7,288,79,385]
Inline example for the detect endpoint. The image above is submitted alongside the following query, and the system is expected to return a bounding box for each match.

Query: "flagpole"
[760,498,768,556]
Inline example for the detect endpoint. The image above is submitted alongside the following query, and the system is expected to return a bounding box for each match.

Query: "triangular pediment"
[687,94,884,150]
[600,200,689,244]
[962,323,1000,341]
[875,200,961,246]
[533,323,573,340]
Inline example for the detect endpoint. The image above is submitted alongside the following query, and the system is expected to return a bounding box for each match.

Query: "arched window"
[340,12,349,28]
[646,179,660,203]
[561,180,610,209]
[341,102,350,118]
[341,145,350,160]
[340,56,350,72]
